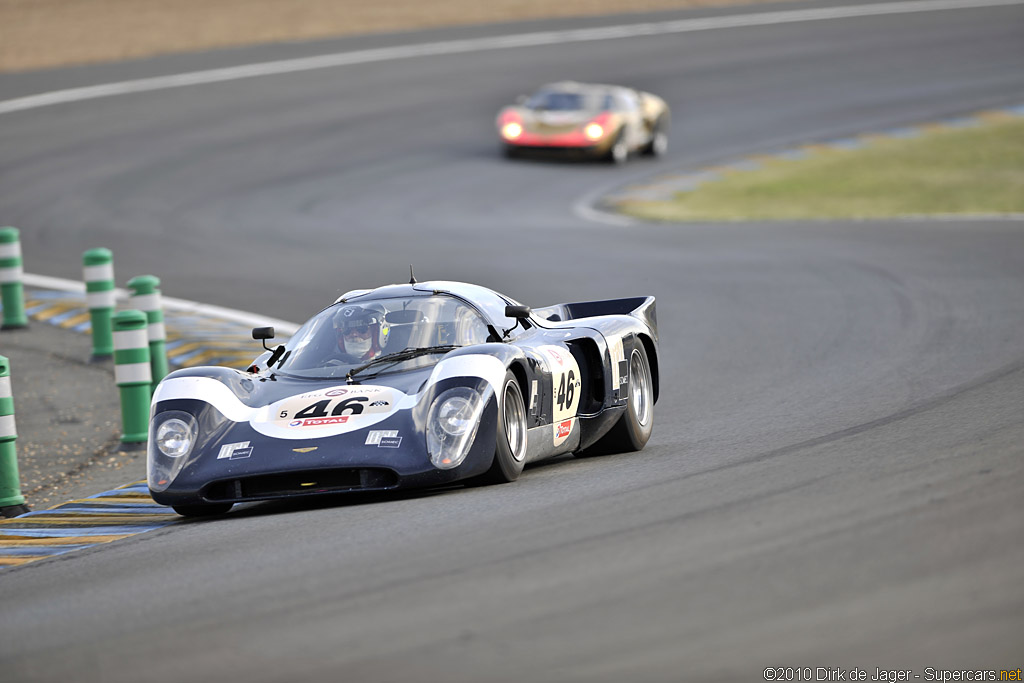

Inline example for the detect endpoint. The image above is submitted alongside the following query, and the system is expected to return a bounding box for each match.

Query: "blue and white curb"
[0,482,177,567]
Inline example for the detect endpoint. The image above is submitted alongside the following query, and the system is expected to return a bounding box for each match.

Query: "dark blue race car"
[148,280,658,516]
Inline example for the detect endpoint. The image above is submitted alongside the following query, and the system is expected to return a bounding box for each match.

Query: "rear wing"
[533,296,657,335]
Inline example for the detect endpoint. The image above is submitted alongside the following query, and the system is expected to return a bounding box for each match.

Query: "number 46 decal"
[279,396,368,420]
[556,370,576,412]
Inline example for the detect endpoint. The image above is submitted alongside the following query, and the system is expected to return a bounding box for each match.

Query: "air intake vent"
[202,468,399,501]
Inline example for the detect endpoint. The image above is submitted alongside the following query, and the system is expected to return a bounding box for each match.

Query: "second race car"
[496,81,670,163]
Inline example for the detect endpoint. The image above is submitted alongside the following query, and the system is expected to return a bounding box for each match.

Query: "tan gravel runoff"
[1,0,797,72]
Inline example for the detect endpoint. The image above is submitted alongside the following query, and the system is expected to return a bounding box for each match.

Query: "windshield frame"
[409,282,528,341]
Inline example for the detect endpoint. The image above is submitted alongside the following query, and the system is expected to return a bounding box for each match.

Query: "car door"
[614,89,647,150]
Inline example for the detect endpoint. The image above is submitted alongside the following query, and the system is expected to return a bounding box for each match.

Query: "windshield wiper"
[346,345,460,382]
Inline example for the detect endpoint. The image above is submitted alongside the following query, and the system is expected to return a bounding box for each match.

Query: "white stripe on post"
[0,414,15,438]
[0,243,21,259]
[83,263,115,282]
[114,362,152,385]
[0,376,11,398]
[131,293,160,311]
[86,290,117,309]
[0,266,23,283]
[148,321,166,341]
[113,329,150,350]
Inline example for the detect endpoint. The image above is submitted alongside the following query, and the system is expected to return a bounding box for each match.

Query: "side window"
[617,91,639,112]
[454,309,490,346]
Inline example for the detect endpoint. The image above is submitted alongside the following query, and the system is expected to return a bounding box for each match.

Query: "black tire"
[476,371,528,485]
[172,502,233,518]
[578,344,654,456]
[605,130,629,165]
[642,117,670,157]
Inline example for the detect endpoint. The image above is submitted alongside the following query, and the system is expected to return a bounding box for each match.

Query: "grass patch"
[620,116,1024,221]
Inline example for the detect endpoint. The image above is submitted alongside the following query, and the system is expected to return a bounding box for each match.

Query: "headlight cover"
[427,386,487,469]
[148,411,197,492]
[156,418,193,457]
[584,123,604,140]
[501,122,523,140]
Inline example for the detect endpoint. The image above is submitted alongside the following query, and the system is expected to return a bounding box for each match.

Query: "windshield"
[274,295,492,379]
[526,90,593,112]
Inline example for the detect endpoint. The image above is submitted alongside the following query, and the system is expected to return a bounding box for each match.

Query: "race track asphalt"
[1,1,1022,680]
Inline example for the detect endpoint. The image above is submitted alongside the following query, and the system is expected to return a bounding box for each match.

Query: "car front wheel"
[475,371,528,485]
[606,131,629,165]
[642,117,670,157]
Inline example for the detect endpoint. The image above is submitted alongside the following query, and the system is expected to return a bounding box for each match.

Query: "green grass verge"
[619,116,1024,221]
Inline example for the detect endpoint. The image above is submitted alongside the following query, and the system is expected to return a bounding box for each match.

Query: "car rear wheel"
[172,502,233,518]
[475,371,528,485]
[642,117,670,157]
[577,344,654,456]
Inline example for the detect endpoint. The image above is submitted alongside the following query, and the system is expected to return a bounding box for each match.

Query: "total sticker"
[290,416,348,427]
[553,417,575,447]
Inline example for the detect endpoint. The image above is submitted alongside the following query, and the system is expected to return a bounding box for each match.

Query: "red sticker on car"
[292,416,349,427]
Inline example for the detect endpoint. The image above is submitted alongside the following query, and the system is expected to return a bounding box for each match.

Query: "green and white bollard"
[127,275,169,388]
[0,355,29,517]
[112,310,152,448]
[83,248,116,361]
[0,227,28,330]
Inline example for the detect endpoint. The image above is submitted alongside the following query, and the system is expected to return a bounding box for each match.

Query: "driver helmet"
[333,305,389,361]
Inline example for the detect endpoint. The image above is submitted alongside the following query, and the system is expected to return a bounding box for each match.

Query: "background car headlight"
[148,411,198,492]
[502,122,523,140]
[427,387,487,470]
[584,123,604,140]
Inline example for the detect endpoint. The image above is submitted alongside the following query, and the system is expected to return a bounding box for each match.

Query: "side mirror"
[253,326,275,352]
[505,305,531,319]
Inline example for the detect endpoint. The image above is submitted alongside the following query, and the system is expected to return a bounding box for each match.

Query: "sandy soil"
[1,0,796,72]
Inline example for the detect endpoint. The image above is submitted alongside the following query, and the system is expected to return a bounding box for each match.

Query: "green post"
[0,227,29,330]
[127,275,168,389]
[0,355,29,517]
[112,310,152,448]
[83,248,116,361]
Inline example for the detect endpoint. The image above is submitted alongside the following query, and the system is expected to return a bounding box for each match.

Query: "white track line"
[2,0,1021,116]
